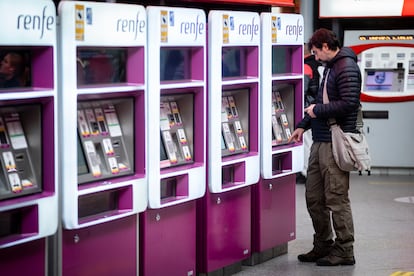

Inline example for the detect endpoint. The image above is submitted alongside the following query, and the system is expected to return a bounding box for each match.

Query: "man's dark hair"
[308,28,341,51]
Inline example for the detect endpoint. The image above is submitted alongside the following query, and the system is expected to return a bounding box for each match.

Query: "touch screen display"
[365,70,393,90]
[77,48,127,86]
[222,47,242,77]
[160,48,191,81]
[0,48,31,89]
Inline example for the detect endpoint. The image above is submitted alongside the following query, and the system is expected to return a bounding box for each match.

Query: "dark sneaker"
[298,249,330,262]
[316,254,355,266]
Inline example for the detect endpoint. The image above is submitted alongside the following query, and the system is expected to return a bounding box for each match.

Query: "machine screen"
[77,47,127,86]
[222,47,244,77]
[272,46,292,75]
[0,48,31,89]
[365,70,393,90]
[160,48,192,81]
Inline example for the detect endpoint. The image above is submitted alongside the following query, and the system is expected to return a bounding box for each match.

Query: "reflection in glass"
[272,46,292,74]
[222,47,242,77]
[77,48,126,86]
[0,49,31,89]
[160,48,191,81]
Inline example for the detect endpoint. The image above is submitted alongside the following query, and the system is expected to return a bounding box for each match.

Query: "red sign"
[181,0,294,6]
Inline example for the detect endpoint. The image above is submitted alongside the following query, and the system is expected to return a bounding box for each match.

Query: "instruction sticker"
[3,151,16,172]
[0,117,10,148]
[9,173,22,193]
[222,14,229,44]
[84,140,101,177]
[161,10,168,42]
[5,113,28,150]
[104,105,122,137]
[271,16,278,43]
[75,4,85,41]
[78,110,90,137]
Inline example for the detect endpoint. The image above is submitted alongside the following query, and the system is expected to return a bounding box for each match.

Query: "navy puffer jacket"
[297,47,361,142]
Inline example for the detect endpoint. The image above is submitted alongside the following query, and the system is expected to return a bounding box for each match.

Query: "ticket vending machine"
[59,2,147,275]
[248,13,304,265]
[344,30,414,171]
[0,0,58,275]
[197,10,260,275]
[141,6,206,276]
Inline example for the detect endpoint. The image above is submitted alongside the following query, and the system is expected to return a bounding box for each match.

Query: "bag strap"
[322,69,336,125]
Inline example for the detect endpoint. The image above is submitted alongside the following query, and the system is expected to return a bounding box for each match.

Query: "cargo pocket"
[328,169,349,195]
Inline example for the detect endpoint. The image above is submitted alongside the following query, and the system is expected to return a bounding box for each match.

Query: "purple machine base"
[62,216,137,276]
[249,174,296,265]
[197,186,251,275]
[0,238,45,276]
[140,201,196,276]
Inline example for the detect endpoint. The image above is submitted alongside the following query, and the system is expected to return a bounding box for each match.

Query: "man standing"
[288,28,361,266]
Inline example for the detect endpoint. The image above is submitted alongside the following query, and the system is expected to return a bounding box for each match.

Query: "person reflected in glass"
[0,52,25,89]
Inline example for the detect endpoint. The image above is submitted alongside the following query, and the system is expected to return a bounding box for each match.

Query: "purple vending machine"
[0,0,58,275]
[141,6,207,276]
[197,10,260,275]
[248,13,304,265]
[58,2,147,275]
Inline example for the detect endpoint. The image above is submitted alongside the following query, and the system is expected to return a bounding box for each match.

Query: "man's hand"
[288,128,305,143]
[304,104,316,118]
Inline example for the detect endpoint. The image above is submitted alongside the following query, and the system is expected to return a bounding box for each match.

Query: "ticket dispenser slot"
[160,174,189,204]
[0,205,38,244]
[271,152,292,175]
[78,186,132,224]
[222,162,246,189]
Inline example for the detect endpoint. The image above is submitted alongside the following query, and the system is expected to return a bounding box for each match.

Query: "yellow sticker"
[271,16,277,43]
[160,10,168,42]
[222,14,229,44]
[75,4,84,41]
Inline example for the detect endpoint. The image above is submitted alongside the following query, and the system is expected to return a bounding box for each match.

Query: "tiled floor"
[235,173,414,276]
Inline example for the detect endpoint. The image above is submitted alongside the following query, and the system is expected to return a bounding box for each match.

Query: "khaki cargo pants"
[305,142,355,258]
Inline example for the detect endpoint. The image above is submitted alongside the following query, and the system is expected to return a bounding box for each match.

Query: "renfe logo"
[238,16,259,41]
[117,11,146,40]
[285,18,303,41]
[180,14,205,41]
[17,6,54,39]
